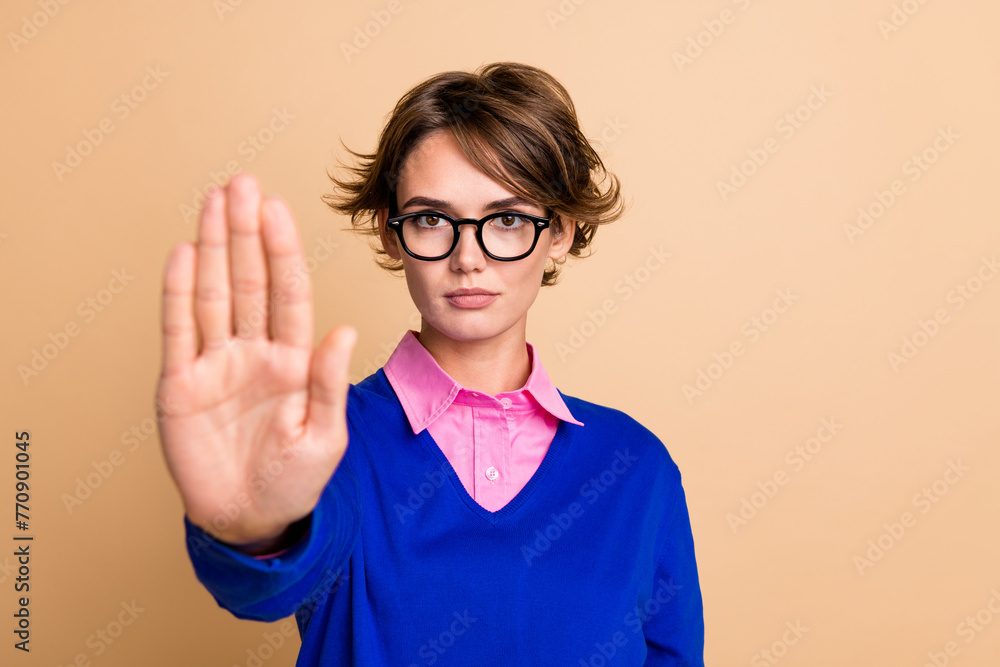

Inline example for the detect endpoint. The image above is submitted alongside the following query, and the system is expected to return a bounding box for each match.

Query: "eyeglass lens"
[399,213,537,259]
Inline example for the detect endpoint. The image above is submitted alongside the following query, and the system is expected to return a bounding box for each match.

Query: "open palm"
[155,173,356,553]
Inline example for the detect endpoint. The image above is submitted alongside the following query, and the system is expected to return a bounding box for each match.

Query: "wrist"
[216,515,312,556]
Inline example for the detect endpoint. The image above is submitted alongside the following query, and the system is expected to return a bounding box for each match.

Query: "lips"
[445,288,497,297]
[445,288,499,309]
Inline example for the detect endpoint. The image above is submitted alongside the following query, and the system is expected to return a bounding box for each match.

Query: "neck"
[416,320,531,396]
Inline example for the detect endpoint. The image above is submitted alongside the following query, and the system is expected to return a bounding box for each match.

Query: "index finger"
[260,196,313,349]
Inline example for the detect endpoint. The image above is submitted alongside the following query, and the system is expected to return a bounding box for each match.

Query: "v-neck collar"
[368,366,578,526]
[415,411,572,526]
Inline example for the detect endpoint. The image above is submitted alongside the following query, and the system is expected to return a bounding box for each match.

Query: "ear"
[546,213,576,261]
[378,207,402,260]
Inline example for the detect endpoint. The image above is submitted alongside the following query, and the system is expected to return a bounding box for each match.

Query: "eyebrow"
[398,195,545,215]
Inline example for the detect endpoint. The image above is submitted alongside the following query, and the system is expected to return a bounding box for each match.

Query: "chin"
[428,313,512,342]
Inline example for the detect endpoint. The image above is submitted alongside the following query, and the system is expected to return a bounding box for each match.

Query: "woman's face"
[377,128,574,345]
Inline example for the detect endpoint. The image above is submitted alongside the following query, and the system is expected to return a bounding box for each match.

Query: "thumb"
[306,325,357,439]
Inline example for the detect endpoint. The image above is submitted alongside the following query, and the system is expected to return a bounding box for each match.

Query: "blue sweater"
[184,367,705,665]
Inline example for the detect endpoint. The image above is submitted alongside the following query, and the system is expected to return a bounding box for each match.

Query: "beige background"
[3,0,999,665]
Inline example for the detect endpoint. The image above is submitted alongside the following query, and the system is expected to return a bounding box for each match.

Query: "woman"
[157,61,704,665]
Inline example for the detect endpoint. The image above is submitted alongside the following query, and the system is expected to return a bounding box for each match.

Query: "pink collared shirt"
[384,329,584,512]
[251,328,582,559]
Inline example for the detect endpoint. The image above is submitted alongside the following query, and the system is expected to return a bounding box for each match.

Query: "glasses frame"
[385,209,553,262]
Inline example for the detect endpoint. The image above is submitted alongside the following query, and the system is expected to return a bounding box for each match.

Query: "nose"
[450,221,487,267]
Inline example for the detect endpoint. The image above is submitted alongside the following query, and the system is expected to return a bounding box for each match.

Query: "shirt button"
[500,397,512,409]
[485,466,499,482]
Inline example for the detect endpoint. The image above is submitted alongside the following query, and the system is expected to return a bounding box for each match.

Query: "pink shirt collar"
[383,329,584,434]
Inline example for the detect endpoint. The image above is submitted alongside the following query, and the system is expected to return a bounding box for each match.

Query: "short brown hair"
[322,61,626,286]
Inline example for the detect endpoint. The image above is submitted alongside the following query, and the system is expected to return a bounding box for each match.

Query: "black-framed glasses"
[386,210,552,261]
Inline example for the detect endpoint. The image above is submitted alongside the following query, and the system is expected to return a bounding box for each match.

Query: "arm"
[642,468,706,666]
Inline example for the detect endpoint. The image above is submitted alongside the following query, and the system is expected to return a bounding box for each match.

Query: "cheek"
[506,262,546,301]
[530,252,551,280]
[404,265,442,308]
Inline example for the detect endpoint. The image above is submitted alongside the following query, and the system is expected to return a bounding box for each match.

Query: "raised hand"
[155,173,356,554]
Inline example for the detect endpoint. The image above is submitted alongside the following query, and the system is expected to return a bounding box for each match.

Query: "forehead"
[396,129,532,210]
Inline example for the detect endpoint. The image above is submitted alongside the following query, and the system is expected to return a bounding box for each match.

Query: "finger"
[160,241,198,376]
[195,187,232,351]
[227,174,268,340]
[260,196,313,349]
[307,325,357,439]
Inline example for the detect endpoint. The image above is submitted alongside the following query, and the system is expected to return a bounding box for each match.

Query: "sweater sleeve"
[183,455,362,622]
[642,464,706,666]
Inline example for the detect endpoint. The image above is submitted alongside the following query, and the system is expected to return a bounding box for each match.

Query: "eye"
[495,213,528,229]
[413,214,446,228]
